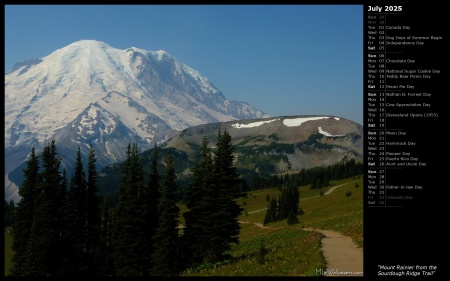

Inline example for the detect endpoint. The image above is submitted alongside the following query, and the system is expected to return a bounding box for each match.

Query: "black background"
[363,1,444,279]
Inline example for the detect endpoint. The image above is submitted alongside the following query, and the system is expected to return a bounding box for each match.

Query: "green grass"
[299,176,364,247]
[4,231,13,276]
[182,224,325,276]
[180,175,363,276]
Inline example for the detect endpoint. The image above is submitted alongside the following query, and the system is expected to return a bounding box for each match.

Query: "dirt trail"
[305,228,363,277]
[239,221,274,229]
[242,181,363,276]
[240,222,363,276]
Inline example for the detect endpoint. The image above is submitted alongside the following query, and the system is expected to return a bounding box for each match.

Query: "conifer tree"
[5,200,15,227]
[263,197,278,225]
[143,143,161,272]
[182,136,214,267]
[63,147,87,275]
[287,210,299,225]
[275,182,300,224]
[288,181,300,219]
[208,129,244,262]
[23,140,66,276]
[86,144,101,275]
[277,186,289,221]
[99,195,115,276]
[112,143,147,276]
[151,152,181,276]
[11,146,41,276]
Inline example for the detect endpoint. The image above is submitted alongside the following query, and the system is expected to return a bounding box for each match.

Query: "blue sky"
[5,4,363,125]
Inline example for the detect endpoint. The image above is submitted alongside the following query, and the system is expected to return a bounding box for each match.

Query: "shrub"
[257,240,268,265]
[287,211,299,225]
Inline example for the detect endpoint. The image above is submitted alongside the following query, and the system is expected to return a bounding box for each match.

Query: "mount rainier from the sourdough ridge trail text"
[4,39,269,203]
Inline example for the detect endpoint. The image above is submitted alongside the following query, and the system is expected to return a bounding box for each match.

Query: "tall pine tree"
[182,136,215,267]
[151,152,181,276]
[63,147,87,275]
[86,144,101,275]
[99,195,115,276]
[142,143,161,272]
[263,197,278,225]
[209,129,244,262]
[111,143,147,276]
[23,140,66,276]
[183,130,244,265]
[11,146,41,276]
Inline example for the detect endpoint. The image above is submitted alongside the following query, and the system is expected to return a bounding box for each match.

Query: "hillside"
[95,115,362,198]
[180,176,364,276]
[162,115,363,175]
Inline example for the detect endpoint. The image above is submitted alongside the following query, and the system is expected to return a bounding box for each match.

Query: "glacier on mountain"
[4,39,269,203]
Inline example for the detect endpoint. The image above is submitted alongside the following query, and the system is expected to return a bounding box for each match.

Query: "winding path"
[304,181,363,276]
[305,228,363,277]
[239,221,363,276]
[243,181,363,276]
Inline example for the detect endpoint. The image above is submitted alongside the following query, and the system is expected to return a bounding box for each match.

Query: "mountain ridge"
[160,115,363,179]
[92,114,363,198]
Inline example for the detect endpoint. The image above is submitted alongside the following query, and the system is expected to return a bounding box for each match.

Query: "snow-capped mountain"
[4,40,269,203]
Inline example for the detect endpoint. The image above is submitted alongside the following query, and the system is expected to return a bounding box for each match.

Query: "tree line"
[261,159,362,226]
[263,181,301,226]
[9,129,244,276]
[248,158,363,191]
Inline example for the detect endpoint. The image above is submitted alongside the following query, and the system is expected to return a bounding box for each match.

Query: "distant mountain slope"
[4,40,268,203]
[93,115,363,198]
[162,115,363,176]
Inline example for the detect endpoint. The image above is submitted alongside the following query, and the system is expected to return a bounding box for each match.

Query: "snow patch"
[232,119,277,129]
[283,116,330,127]
[154,50,168,61]
[318,127,343,137]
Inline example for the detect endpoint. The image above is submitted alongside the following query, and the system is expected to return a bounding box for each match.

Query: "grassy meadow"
[4,175,363,276]
[181,175,363,276]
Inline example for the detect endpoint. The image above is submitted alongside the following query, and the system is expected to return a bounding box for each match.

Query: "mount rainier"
[4,40,269,203]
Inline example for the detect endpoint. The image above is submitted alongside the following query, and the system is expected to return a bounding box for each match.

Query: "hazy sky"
[5,4,363,125]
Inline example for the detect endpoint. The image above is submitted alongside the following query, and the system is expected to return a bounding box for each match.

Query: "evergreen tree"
[263,197,278,225]
[63,147,87,275]
[99,195,115,276]
[112,143,147,276]
[143,143,161,272]
[208,129,244,262]
[183,130,244,264]
[86,144,101,275]
[151,152,181,276]
[11,146,41,276]
[277,186,289,221]
[182,136,215,267]
[288,182,300,219]
[287,210,299,225]
[276,182,300,224]
[23,140,66,276]
[5,200,15,227]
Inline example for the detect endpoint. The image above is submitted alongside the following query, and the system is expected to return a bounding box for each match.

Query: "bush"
[257,241,268,265]
[346,191,352,197]
[287,211,299,225]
